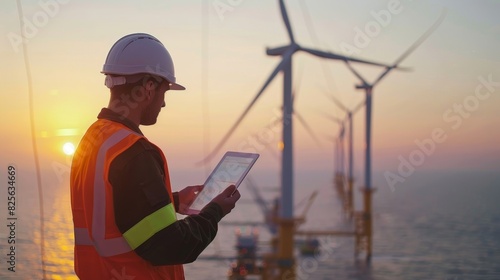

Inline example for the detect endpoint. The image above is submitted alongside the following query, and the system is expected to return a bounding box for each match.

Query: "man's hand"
[177,185,204,215]
[210,185,241,217]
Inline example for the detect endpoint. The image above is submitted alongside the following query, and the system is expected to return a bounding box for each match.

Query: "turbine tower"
[345,11,446,261]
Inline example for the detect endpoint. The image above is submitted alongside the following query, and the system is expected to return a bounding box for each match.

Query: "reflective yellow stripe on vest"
[123,203,177,249]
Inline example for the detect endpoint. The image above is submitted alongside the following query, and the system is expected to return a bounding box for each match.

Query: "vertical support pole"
[365,88,372,192]
[278,219,295,278]
[340,127,345,177]
[347,112,354,219]
[347,178,354,220]
[279,54,295,279]
[334,138,339,180]
[364,87,373,261]
[363,188,373,261]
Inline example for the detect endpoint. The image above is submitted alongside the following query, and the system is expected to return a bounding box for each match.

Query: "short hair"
[110,74,164,97]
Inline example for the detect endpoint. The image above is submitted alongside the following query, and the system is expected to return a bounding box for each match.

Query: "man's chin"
[140,119,157,126]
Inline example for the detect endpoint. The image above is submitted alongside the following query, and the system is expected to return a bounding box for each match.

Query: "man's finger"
[230,189,241,201]
[221,185,237,196]
[192,185,204,192]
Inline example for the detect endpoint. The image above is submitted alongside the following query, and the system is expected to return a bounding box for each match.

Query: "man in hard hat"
[70,33,240,280]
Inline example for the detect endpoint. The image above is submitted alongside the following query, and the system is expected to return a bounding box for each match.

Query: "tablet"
[184,151,259,215]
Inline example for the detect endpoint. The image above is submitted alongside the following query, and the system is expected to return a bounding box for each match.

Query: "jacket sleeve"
[109,139,224,265]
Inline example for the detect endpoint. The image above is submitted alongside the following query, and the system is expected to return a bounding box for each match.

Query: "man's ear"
[145,80,156,91]
[144,80,156,100]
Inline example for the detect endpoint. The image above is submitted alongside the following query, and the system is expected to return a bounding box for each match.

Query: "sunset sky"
[1,0,499,191]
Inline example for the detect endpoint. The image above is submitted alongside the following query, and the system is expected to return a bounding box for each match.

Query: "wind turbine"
[334,123,347,208]
[321,114,346,186]
[200,1,399,276]
[324,95,365,219]
[345,11,446,261]
[322,109,351,218]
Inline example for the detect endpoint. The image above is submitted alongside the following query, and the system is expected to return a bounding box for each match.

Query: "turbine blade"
[300,47,393,68]
[319,111,342,124]
[246,175,270,215]
[260,118,282,161]
[279,0,295,43]
[352,100,365,114]
[265,141,281,161]
[295,111,322,147]
[266,45,290,56]
[323,89,348,112]
[291,62,304,104]
[339,124,345,138]
[323,134,336,143]
[271,115,282,128]
[373,9,447,85]
[344,60,369,86]
[395,9,447,67]
[197,55,289,164]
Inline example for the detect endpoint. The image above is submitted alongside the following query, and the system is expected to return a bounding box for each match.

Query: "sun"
[62,142,75,156]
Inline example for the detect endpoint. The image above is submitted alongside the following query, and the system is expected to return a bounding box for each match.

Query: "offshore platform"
[226,173,372,280]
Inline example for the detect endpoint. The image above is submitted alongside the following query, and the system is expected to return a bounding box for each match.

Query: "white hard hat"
[101,33,185,90]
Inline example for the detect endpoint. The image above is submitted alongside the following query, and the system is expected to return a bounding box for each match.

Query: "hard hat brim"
[170,82,185,91]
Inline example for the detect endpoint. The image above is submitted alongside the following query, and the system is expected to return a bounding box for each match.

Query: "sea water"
[0,169,498,280]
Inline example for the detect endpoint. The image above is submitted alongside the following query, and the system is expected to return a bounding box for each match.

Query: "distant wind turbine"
[324,94,365,218]
[345,10,446,261]
[200,0,397,223]
[321,113,346,177]
[346,10,446,192]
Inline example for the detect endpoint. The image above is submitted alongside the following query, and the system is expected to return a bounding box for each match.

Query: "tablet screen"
[186,152,259,214]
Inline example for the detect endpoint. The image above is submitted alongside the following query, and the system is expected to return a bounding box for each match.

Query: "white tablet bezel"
[183,151,259,215]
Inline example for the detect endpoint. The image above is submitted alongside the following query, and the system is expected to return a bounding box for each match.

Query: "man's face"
[140,80,170,125]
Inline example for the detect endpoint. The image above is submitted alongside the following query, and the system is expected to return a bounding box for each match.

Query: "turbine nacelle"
[355,84,371,90]
[266,43,300,56]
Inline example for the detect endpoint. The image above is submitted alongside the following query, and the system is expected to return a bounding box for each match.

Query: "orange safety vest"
[70,119,184,280]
